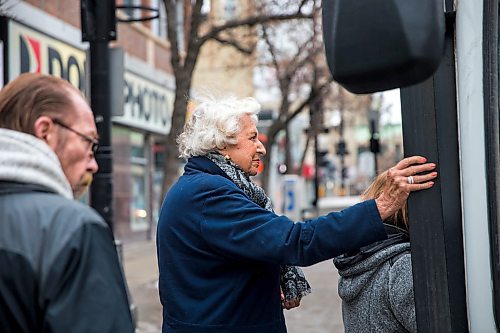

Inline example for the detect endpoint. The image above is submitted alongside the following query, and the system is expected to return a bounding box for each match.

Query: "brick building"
[0,0,174,242]
[192,0,256,98]
[0,0,260,242]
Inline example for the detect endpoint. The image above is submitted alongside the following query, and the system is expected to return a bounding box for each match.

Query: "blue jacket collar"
[184,156,232,181]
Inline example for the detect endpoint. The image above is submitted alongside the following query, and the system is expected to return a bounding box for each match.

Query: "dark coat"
[0,181,135,333]
[157,156,387,333]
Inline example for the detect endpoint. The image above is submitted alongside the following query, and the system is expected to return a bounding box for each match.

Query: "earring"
[224,154,231,161]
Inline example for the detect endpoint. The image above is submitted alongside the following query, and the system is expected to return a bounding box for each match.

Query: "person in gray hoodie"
[333,170,416,333]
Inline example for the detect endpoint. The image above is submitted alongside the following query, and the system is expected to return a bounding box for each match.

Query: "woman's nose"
[257,140,266,156]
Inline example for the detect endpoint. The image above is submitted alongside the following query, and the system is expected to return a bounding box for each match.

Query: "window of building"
[122,0,141,20]
[151,0,167,39]
[221,0,238,20]
[113,126,150,234]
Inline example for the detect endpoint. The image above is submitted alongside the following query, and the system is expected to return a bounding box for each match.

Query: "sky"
[380,89,402,124]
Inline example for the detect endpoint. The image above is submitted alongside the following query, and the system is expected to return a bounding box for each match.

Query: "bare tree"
[256,2,334,191]
[160,0,316,197]
[255,4,373,193]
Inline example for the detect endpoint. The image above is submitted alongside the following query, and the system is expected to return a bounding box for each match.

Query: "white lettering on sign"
[8,21,87,94]
[113,71,173,135]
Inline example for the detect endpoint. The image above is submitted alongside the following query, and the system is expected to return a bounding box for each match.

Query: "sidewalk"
[122,239,162,333]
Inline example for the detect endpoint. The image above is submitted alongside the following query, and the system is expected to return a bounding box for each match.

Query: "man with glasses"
[50,117,100,197]
[0,73,134,332]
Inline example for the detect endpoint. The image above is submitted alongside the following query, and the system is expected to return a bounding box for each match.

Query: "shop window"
[131,163,148,231]
[112,126,150,234]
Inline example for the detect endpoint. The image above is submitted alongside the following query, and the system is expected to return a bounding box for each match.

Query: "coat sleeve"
[42,222,135,333]
[388,254,417,333]
[199,180,386,266]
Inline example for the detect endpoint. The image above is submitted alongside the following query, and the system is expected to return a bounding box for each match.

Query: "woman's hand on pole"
[375,156,437,220]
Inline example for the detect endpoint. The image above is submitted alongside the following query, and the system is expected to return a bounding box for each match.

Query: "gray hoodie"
[333,225,415,333]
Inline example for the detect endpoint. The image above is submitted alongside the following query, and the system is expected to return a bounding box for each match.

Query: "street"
[122,239,345,333]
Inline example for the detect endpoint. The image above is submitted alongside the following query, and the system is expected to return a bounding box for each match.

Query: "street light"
[80,1,159,232]
[80,0,160,323]
[115,5,159,23]
[368,109,380,176]
[81,0,117,231]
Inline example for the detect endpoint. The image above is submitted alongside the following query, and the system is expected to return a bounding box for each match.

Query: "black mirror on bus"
[322,0,445,94]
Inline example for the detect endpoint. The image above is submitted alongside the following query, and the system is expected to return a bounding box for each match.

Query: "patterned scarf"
[206,152,311,301]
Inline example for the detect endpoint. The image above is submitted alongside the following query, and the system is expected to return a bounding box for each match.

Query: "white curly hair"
[177,94,261,159]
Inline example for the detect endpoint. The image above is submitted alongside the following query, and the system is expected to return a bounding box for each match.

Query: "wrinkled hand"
[375,156,437,220]
[281,291,301,310]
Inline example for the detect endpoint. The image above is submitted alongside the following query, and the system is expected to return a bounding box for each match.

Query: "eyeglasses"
[51,118,99,153]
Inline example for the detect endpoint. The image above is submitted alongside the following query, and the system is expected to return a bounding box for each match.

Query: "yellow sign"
[8,21,87,93]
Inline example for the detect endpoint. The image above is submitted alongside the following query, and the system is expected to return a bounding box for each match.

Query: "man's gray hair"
[177,94,261,159]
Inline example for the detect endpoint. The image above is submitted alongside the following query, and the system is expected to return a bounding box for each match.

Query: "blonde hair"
[177,94,260,159]
[362,171,409,231]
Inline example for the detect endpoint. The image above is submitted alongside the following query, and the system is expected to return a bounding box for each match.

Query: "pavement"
[122,239,345,333]
[122,239,163,333]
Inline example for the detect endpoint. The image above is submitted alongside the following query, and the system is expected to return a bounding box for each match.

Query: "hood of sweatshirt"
[333,224,410,302]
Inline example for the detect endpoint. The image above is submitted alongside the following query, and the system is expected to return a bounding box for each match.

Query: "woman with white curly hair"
[157,94,437,333]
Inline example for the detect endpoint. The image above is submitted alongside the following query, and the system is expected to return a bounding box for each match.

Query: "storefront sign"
[7,20,87,93]
[113,71,173,135]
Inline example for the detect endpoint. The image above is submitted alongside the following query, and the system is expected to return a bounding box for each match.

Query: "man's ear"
[33,116,57,149]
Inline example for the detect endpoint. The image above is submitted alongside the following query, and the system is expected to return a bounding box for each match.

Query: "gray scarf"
[206,152,311,301]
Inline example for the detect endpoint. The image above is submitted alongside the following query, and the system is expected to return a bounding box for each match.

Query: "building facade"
[192,0,256,98]
[0,0,174,241]
[0,0,262,242]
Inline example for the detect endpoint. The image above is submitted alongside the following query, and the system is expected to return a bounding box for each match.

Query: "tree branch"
[200,12,313,45]
[163,0,180,69]
[275,79,332,135]
[298,0,309,11]
[183,0,205,73]
[211,36,254,54]
[261,25,281,78]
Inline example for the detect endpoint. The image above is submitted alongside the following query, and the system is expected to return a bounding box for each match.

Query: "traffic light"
[317,150,330,167]
[341,166,348,179]
[370,137,380,153]
[336,140,349,156]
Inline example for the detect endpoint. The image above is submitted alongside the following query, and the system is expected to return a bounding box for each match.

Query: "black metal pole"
[369,118,379,175]
[339,111,346,195]
[81,0,116,231]
[89,41,113,231]
[313,132,319,207]
[400,13,467,332]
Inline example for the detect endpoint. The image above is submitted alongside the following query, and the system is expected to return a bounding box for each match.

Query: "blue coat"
[157,156,386,333]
